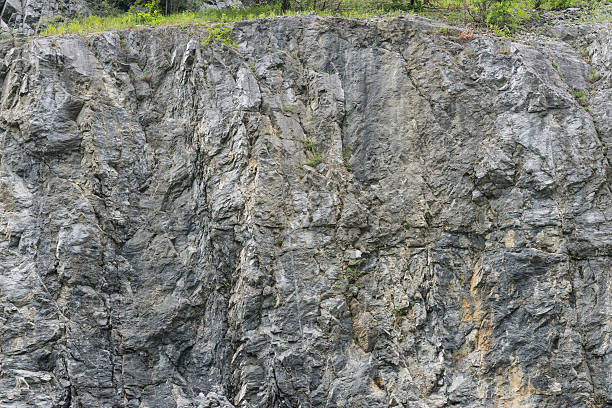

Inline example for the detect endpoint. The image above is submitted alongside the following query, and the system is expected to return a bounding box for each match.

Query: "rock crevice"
[0,15,610,408]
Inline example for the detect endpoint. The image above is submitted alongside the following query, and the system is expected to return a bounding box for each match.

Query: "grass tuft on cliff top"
[41,5,283,36]
[39,0,611,37]
[40,2,405,36]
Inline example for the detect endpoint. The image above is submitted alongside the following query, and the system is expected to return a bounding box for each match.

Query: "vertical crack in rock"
[0,14,610,408]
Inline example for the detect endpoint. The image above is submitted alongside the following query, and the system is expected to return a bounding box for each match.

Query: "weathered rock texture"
[0,0,243,35]
[0,15,611,408]
[0,0,92,35]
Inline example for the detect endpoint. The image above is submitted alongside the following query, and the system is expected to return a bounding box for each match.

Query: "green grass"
[38,0,612,38]
[300,138,323,167]
[572,89,587,105]
[41,4,287,36]
[587,70,601,83]
[302,153,323,167]
[40,2,412,37]
[201,25,237,48]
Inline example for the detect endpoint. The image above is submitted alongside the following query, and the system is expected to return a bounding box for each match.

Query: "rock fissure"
[0,14,611,408]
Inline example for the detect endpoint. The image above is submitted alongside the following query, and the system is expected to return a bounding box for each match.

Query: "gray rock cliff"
[0,15,610,408]
[0,0,92,35]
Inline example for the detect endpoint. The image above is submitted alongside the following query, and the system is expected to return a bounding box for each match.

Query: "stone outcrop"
[0,15,610,408]
[0,0,92,35]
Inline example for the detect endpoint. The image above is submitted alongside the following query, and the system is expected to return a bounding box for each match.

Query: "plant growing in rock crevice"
[300,138,323,168]
[342,145,352,171]
[587,70,601,83]
[202,25,237,48]
[345,258,367,285]
[572,89,587,105]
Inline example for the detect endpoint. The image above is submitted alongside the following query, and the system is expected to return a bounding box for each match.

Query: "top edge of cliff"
[0,0,610,41]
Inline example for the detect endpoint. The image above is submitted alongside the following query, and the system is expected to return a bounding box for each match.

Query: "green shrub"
[201,25,237,48]
[545,0,580,10]
[587,70,601,83]
[300,138,323,167]
[469,0,528,31]
[42,0,602,39]
[303,153,323,167]
[302,138,316,152]
[572,89,587,104]
[128,0,161,24]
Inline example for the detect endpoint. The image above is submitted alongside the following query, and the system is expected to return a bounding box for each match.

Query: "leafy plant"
[579,47,591,62]
[300,138,323,168]
[303,153,323,167]
[572,89,587,105]
[40,0,602,39]
[302,138,315,153]
[202,25,237,48]
[345,258,367,284]
[346,265,366,284]
[129,0,161,25]
[467,0,528,32]
[545,0,580,10]
[437,25,449,35]
[342,145,352,171]
[587,70,601,83]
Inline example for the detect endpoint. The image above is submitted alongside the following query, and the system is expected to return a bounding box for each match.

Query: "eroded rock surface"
[0,15,610,408]
[0,0,92,35]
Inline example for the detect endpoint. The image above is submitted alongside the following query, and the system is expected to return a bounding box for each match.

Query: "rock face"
[0,0,244,36]
[0,0,92,35]
[0,15,610,408]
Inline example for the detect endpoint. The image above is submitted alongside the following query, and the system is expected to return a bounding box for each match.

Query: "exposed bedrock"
[0,15,610,408]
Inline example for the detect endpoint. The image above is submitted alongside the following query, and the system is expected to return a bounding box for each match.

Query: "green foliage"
[468,0,529,32]
[544,0,580,10]
[40,0,612,38]
[345,258,367,284]
[342,145,352,171]
[436,25,449,34]
[290,0,423,13]
[201,25,237,48]
[587,70,601,83]
[346,265,366,284]
[303,153,323,167]
[578,47,591,62]
[41,3,282,35]
[108,0,198,13]
[572,89,587,104]
[300,138,323,168]
[129,0,161,24]
[302,138,316,153]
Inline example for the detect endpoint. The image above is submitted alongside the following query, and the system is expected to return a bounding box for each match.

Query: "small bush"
[468,0,528,32]
[302,138,316,152]
[202,25,237,48]
[342,145,352,171]
[572,89,587,105]
[545,0,580,10]
[303,153,323,167]
[300,138,323,167]
[587,70,601,83]
[129,0,161,24]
